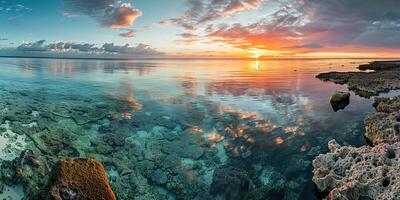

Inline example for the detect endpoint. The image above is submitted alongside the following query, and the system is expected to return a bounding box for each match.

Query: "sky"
[1,0,400,59]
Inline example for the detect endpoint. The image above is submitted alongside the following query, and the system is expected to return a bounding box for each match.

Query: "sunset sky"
[1,0,400,58]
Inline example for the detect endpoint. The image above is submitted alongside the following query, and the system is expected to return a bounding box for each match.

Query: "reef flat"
[0,87,317,200]
[313,61,400,199]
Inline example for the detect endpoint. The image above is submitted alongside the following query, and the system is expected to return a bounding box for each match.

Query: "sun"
[244,48,269,59]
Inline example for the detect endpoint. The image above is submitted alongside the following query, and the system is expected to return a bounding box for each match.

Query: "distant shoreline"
[0,55,399,61]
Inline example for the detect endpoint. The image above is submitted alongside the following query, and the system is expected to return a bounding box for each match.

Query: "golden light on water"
[275,137,284,145]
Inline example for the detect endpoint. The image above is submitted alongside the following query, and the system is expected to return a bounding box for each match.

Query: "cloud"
[102,43,164,56]
[198,0,400,54]
[1,40,164,58]
[119,29,136,38]
[17,40,48,51]
[175,33,201,44]
[63,0,142,28]
[285,44,323,49]
[101,3,142,28]
[178,33,198,38]
[160,0,266,30]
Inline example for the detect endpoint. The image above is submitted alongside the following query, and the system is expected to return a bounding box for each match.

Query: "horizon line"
[0,55,399,62]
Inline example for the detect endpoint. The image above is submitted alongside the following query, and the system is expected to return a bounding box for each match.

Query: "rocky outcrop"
[210,165,252,200]
[358,61,400,71]
[313,61,400,199]
[316,61,400,98]
[314,95,400,199]
[364,96,400,145]
[45,158,116,200]
[313,140,400,200]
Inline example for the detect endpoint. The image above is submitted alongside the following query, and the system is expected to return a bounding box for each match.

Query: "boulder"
[313,140,400,200]
[45,158,116,200]
[330,91,350,112]
[210,165,252,200]
[330,91,350,103]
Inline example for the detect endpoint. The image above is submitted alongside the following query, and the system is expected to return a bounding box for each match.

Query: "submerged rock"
[330,91,350,112]
[0,150,49,199]
[151,169,168,185]
[313,140,400,200]
[210,165,252,200]
[45,158,116,200]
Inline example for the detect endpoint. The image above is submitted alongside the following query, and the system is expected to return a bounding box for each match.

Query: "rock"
[317,64,400,98]
[102,134,125,147]
[0,150,49,199]
[364,96,400,145]
[330,91,350,103]
[313,140,400,200]
[358,61,400,71]
[210,165,252,200]
[330,91,350,112]
[45,158,116,200]
[151,169,168,185]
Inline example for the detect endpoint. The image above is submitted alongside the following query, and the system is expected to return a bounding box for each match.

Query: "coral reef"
[45,158,116,200]
[210,165,252,200]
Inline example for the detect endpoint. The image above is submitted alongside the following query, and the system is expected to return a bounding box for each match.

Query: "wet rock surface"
[330,91,350,112]
[313,140,400,200]
[330,91,350,103]
[45,158,116,200]
[317,61,400,98]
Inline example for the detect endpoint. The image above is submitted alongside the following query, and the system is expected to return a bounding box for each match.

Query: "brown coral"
[45,158,116,200]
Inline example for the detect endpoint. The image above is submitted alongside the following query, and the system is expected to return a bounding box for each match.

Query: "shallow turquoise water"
[0,58,381,199]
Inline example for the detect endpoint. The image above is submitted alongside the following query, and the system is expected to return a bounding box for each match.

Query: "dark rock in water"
[330,91,350,104]
[330,91,350,112]
[155,116,177,129]
[151,169,168,185]
[102,134,125,147]
[242,185,285,200]
[45,158,116,200]
[358,61,400,71]
[331,99,350,112]
[210,165,252,200]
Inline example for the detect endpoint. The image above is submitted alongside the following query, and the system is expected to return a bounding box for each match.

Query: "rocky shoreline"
[316,61,400,98]
[313,61,400,199]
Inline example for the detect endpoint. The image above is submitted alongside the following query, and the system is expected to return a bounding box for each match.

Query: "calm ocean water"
[0,58,384,199]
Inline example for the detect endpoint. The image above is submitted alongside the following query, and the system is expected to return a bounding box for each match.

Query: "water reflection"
[0,57,377,200]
